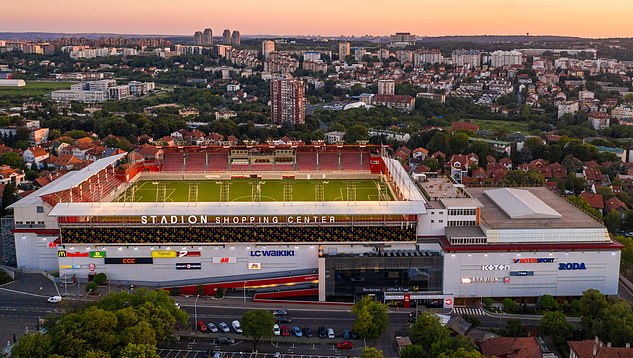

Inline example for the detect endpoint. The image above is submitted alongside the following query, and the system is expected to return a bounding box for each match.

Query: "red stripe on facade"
[437,236,624,252]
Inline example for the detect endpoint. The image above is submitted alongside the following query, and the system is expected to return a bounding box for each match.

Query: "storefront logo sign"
[176,263,202,270]
[558,262,586,270]
[461,277,499,284]
[152,250,177,258]
[481,264,509,271]
[513,258,555,263]
[510,271,534,276]
[104,257,153,265]
[89,251,106,258]
[248,262,261,270]
[213,257,236,264]
[250,250,295,257]
[178,250,201,257]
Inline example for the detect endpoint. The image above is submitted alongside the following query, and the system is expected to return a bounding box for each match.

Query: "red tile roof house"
[580,192,605,214]
[480,337,542,358]
[568,337,633,358]
[605,196,628,213]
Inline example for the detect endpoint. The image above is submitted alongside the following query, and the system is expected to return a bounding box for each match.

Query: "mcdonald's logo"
[58,250,67,257]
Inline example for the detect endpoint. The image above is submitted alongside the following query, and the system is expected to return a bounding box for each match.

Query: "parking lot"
[157,350,352,358]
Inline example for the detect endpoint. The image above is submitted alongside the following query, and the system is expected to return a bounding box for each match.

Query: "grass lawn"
[119,179,392,202]
[470,119,529,133]
[0,81,75,98]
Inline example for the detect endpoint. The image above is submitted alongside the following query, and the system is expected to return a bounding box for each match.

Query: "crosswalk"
[451,307,486,316]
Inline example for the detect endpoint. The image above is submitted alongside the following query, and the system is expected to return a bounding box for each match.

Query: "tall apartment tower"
[270,77,305,125]
[231,31,241,46]
[338,42,350,60]
[377,79,395,95]
[262,40,275,60]
[222,29,231,44]
[193,31,203,46]
[202,28,213,46]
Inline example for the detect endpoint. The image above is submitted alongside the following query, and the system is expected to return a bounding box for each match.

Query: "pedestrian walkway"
[451,307,486,316]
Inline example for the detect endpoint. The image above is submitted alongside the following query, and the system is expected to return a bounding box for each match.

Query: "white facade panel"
[443,251,620,298]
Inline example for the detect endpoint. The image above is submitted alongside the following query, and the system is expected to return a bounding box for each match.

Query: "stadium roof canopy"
[483,188,561,219]
[9,153,127,209]
[48,200,425,217]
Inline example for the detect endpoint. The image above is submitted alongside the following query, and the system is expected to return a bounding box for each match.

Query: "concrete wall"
[443,250,620,297]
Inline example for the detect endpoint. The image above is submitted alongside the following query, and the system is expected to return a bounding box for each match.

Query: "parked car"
[232,320,243,334]
[343,329,351,339]
[276,317,292,324]
[281,326,290,337]
[350,330,359,339]
[272,308,288,316]
[207,323,218,333]
[47,296,62,303]
[292,326,302,337]
[273,353,281,358]
[197,320,208,332]
[217,336,235,345]
[212,351,224,358]
[327,328,335,339]
[273,324,281,336]
[318,326,327,339]
[218,322,230,333]
[337,341,354,350]
[302,327,313,337]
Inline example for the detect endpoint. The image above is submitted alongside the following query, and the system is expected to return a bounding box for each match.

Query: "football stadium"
[9,144,622,304]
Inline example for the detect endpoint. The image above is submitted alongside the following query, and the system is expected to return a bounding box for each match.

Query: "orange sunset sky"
[1,0,631,38]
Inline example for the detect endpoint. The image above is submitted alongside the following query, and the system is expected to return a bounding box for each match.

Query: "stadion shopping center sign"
[140,215,337,225]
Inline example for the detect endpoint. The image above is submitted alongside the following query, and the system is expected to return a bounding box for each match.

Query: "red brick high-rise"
[270,77,305,125]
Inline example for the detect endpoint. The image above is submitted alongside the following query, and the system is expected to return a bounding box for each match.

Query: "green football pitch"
[118,179,392,202]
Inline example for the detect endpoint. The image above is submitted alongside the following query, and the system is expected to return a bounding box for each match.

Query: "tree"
[538,311,574,343]
[360,347,385,358]
[86,281,98,293]
[503,319,528,337]
[120,343,160,358]
[399,345,425,358]
[1,151,26,170]
[241,310,276,351]
[539,295,560,311]
[438,347,484,358]
[580,288,609,338]
[11,333,52,358]
[604,210,622,233]
[94,273,108,285]
[410,312,450,353]
[352,296,389,341]
[344,124,368,143]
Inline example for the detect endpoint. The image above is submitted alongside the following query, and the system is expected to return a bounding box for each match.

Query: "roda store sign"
[558,262,587,270]
[104,257,153,265]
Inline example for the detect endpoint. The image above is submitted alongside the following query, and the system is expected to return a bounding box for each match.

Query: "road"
[0,289,64,346]
[174,299,411,358]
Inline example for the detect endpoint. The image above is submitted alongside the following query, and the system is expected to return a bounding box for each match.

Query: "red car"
[281,325,290,337]
[197,320,208,332]
[337,341,354,350]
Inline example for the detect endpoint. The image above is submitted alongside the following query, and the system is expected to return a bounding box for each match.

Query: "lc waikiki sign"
[140,215,336,225]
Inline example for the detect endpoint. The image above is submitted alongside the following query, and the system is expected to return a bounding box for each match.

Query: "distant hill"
[417,35,584,43]
[0,32,178,41]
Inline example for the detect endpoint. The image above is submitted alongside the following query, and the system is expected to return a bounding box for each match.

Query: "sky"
[1,0,631,38]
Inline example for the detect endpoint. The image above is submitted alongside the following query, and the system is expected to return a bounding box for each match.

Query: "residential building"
[568,338,633,358]
[23,147,49,169]
[370,94,415,112]
[377,79,395,96]
[414,49,442,67]
[231,31,241,46]
[193,31,203,46]
[368,129,410,142]
[558,101,580,119]
[223,29,231,44]
[262,40,275,60]
[354,48,367,62]
[325,131,345,144]
[202,28,213,46]
[303,51,321,62]
[389,32,416,47]
[589,111,610,130]
[270,77,305,125]
[338,42,350,60]
[490,50,523,67]
[452,49,481,67]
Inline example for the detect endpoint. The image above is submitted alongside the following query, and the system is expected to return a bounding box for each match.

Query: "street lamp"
[194,294,200,331]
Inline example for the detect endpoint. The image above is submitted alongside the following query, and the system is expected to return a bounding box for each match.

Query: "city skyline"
[1,0,632,38]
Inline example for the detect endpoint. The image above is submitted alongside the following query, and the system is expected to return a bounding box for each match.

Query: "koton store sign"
[481,264,509,271]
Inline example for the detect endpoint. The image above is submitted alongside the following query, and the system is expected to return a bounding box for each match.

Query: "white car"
[273,324,281,336]
[232,320,243,334]
[219,322,230,333]
[327,328,335,339]
[208,322,219,333]
[47,296,62,303]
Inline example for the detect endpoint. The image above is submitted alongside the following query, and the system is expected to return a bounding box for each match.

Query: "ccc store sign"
[104,257,153,265]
